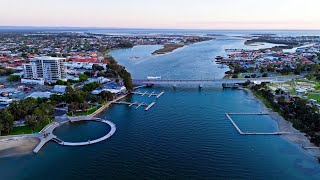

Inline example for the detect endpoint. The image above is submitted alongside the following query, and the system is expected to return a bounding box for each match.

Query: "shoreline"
[0,137,39,158]
[241,87,320,158]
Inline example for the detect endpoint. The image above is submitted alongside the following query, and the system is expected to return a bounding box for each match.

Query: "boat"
[198,84,203,89]
[146,83,154,88]
[147,76,161,80]
[215,56,223,60]
[0,97,13,105]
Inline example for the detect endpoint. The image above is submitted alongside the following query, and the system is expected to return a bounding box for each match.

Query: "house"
[53,85,67,94]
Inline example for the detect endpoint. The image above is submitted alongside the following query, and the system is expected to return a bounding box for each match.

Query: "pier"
[55,118,116,146]
[33,122,61,153]
[112,101,156,111]
[225,113,299,136]
[33,117,116,153]
[132,91,165,99]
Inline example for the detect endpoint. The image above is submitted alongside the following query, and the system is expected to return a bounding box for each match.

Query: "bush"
[7,75,21,82]
[232,74,238,78]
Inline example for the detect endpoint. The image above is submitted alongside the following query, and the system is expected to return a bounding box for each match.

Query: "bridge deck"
[133,77,296,85]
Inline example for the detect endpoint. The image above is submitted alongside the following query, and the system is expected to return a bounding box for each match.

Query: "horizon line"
[0,25,320,31]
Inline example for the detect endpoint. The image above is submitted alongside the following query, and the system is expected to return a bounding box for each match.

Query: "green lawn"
[67,106,101,116]
[308,94,320,102]
[2,121,50,136]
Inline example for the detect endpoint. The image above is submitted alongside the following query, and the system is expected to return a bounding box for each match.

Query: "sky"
[1,0,320,30]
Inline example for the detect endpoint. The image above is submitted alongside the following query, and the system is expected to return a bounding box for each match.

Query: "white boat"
[0,97,13,105]
[147,76,161,80]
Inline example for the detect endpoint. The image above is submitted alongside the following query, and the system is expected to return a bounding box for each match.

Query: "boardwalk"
[33,122,60,153]
[33,117,116,153]
[55,118,116,146]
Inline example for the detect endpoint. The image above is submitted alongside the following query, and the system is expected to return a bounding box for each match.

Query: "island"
[152,43,184,55]
[152,36,214,55]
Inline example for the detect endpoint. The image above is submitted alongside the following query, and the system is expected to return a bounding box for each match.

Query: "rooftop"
[31,56,66,61]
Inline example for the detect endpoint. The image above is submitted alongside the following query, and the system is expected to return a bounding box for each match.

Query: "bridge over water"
[132,77,296,85]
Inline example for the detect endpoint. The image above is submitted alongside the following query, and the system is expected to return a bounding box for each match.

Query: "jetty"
[225,113,300,136]
[33,117,116,153]
[112,101,156,111]
[55,118,116,146]
[132,91,165,99]
[33,122,61,153]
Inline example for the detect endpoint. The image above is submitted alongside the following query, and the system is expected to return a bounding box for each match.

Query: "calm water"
[1,31,320,179]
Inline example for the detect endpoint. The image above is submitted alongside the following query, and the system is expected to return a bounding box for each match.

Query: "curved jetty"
[33,117,116,153]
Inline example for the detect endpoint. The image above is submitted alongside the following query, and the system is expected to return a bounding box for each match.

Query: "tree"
[79,74,88,82]
[68,102,79,113]
[100,91,114,101]
[33,108,49,124]
[7,75,21,82]
[92,64,104,71]
[83,82,101,92]
[232,74,239,78]
[0,122,3,136]
[260,67,266,73]
[25,115,38,130]
[0,109,14,133]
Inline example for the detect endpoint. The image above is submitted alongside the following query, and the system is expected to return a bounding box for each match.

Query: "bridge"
[133,77,296,85]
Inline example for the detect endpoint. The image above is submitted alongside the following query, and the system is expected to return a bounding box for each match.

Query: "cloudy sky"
[1,0,320,29]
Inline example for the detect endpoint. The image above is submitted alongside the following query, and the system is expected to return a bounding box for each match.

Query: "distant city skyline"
[1,0,320,30]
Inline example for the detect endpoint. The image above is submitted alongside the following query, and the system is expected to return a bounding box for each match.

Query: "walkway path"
[56,118,116,146]
[33,122,60,153]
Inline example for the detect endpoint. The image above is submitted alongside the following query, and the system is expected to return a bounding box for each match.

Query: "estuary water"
[0,32,320,179]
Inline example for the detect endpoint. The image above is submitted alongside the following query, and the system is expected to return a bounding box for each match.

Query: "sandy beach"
[0,137,39,158]
[242,88,320,157]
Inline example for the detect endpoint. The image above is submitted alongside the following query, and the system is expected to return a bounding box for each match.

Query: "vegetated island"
[152,43,185,55]
[244,37,300,51]
[152,36,213,55]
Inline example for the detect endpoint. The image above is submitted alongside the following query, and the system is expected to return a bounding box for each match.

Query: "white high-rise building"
[23,56,66,84]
